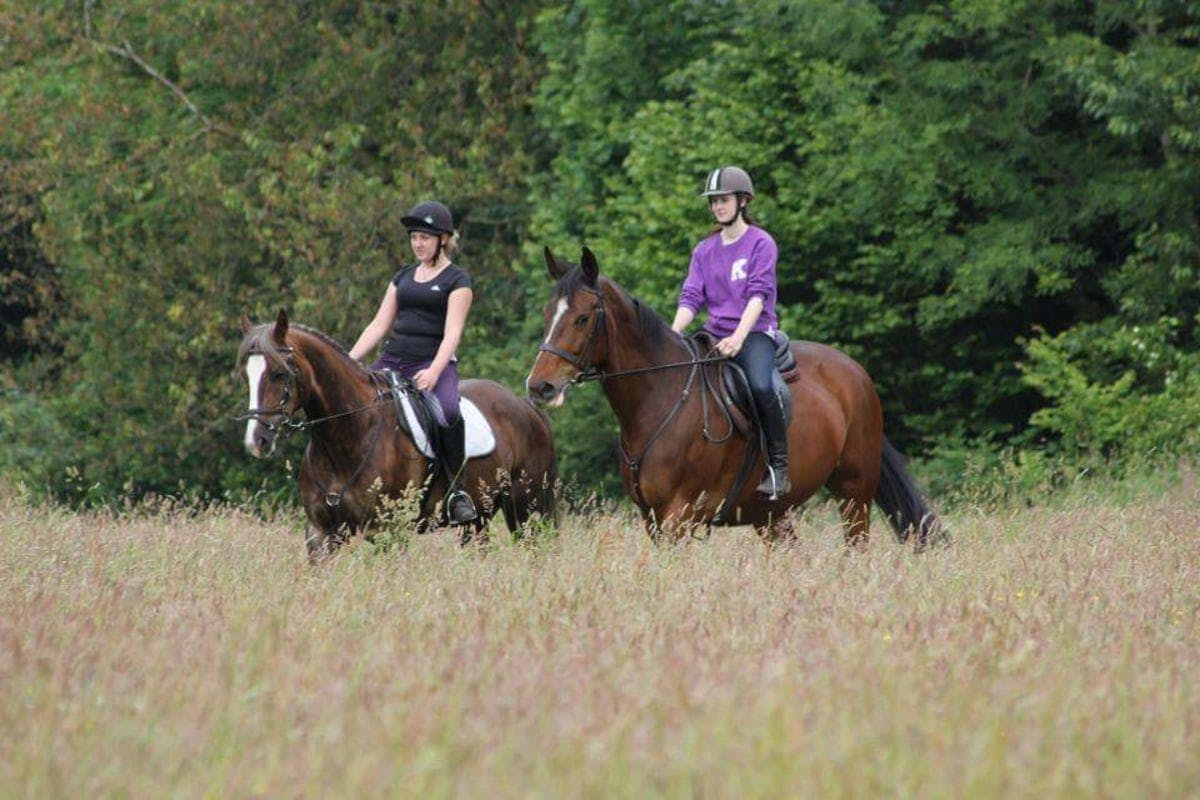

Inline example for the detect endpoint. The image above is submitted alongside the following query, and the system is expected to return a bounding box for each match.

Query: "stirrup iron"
[446,489,477,524]
[755,465,790,500]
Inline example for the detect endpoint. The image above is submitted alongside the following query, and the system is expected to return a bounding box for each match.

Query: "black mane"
[554,266,678,349]
[238,320,364,375]
[290,323,352,356]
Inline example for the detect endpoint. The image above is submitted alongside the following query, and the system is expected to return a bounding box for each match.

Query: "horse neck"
[597,288,698,436]
[292,333,381,442]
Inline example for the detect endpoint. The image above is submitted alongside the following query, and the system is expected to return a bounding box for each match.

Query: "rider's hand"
[716,335,744,357]
[414,367,441,391]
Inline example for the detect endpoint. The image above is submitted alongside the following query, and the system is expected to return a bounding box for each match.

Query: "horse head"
[238,309,310,457]
[527,246,608,406]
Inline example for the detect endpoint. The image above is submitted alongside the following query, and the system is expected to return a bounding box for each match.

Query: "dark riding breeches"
[734,332,788,463]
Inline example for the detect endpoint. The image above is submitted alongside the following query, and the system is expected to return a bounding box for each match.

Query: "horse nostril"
[530,381,555,402]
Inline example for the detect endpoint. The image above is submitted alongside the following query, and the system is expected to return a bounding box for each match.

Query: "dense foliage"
[2,1,1198,505]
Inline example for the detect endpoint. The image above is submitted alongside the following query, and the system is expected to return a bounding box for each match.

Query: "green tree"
[0,1,546,503]
[525,0,1200,493]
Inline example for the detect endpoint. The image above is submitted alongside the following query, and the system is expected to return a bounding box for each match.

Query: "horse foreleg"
[839,498,870,549]
[756,512,798,546]
[459,517,489,546]
[643,502,704,544]
[305,524,339,564]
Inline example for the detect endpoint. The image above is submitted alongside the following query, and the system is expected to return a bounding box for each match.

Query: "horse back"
[788,341,883,437]
[460,378,556,459]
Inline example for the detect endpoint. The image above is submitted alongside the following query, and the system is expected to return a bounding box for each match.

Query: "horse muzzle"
[244,420,279,457]
[527,378,568,408]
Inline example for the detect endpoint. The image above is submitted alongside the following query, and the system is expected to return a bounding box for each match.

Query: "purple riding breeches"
[370,356,461,424]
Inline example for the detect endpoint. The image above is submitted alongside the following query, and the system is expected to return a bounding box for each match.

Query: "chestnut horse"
[526,247,941,548]
[239,311,558,559]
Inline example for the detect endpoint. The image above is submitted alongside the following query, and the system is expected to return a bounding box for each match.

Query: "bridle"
[537,283,609,383]
[538,284,726,385]
[235,346,388,440]
[536,284,737,518]
[236,346,306,439]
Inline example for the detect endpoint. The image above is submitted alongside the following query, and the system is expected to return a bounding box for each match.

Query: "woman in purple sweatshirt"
[670,166,790,499]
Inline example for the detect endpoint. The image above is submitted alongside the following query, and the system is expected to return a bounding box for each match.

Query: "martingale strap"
[305,415,384,509]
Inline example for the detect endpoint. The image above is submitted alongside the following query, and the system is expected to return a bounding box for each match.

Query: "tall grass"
[1,476,1197,798]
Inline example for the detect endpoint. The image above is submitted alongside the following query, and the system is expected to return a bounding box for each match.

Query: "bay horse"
[526,247,942,548]
[239,311,558,560]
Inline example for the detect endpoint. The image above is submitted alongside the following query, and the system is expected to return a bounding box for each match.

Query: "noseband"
[538,284,727,384]
[236,346,307,438]
[538,284,608,382]
[536,283,739,525]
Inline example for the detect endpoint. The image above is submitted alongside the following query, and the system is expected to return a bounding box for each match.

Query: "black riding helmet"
[401,201,454,235]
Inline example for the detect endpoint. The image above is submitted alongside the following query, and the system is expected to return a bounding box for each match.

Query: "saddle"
[693,330,799,430]
[693,330,800,524]
[378,371,496,460]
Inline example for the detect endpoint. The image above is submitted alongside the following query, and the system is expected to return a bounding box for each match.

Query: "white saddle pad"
[397,395,496,459]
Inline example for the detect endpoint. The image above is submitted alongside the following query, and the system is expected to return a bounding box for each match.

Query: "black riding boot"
[439,415,477,524]
[755,394,791,500]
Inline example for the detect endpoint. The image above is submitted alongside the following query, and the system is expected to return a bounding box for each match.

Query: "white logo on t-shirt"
[730,258,748,281]
[430,285,441,291]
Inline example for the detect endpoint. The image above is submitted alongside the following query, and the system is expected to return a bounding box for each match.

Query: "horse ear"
[271,309,289,345]
[544,246,569,281]
[580,246,599,287]
[240,314,252,335]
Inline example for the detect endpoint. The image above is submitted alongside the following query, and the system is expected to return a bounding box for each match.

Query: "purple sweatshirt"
[678,226,779,338]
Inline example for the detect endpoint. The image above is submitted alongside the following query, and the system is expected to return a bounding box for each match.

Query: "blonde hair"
[442,230,461,257]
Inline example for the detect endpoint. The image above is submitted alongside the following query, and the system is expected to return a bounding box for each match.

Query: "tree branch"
[83,3,240,141]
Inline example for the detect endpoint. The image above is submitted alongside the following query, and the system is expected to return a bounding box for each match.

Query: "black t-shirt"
[382,262,473,361]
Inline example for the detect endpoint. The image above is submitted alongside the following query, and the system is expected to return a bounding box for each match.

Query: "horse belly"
[634,442,751,525]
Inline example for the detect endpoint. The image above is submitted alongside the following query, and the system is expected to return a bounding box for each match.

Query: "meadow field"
[2,477,1198,798]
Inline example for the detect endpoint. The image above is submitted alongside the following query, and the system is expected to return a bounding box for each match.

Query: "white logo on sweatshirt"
[430,285,441,291]
[730,258,748,281]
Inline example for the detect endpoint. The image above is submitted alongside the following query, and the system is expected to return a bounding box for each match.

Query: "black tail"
[875,437,946,549]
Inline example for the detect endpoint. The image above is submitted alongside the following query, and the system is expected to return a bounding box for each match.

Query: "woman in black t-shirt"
[349,200,477,523]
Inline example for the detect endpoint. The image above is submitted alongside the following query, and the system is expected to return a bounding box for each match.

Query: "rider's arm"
[348,282,399,362]
[675,245,706,333]
[724,296,764,349]
[670,306,696,334]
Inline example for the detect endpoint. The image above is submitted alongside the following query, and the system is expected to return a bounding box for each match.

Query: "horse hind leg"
[459,518,488,546]
[826,466,875,549]
[755,512,798,546]
[499,491,520,534]
[837,497,870,549]
[496,468,547,539]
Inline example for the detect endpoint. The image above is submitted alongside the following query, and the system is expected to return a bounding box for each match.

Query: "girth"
[691,330,800,524]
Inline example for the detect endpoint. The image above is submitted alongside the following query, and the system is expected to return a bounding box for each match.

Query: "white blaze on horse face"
[243,354,267,453]
[526,296,571,403]
[544,296,569,345]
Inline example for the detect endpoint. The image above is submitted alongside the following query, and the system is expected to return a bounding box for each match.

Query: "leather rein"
[236,346,406,508]
[537,284,737,512]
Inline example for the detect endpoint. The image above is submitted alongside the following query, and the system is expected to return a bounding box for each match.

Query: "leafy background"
[3,0,1199,506]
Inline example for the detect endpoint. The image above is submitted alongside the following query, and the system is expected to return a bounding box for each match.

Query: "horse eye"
[574,314,589,326]
[271,370,287,381]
